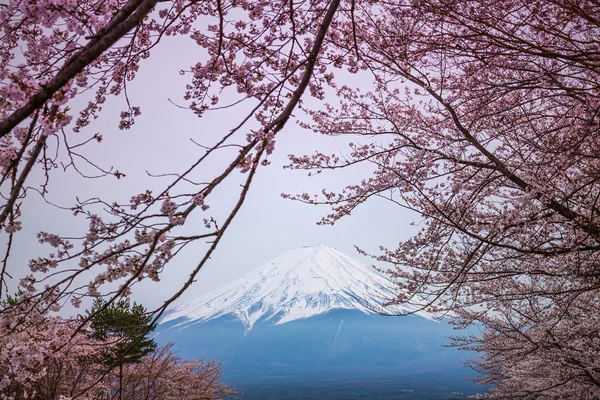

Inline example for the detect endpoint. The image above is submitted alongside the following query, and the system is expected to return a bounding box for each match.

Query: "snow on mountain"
[162,244,433,330]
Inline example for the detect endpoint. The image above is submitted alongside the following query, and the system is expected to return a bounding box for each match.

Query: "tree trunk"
[119,363,124,400]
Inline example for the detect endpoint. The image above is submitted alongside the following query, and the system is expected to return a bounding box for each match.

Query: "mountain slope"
[162,244,431,330]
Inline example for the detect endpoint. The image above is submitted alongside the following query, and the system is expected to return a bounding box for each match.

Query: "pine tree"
[87,298,157,400]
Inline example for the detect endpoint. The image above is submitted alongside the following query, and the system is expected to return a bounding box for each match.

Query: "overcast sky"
[9,35,417,312]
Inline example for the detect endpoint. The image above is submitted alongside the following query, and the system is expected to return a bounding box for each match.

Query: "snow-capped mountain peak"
[161,244,432,330]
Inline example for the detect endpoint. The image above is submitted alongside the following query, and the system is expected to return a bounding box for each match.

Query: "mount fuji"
[162,244,432,330]
[156,245,484,399]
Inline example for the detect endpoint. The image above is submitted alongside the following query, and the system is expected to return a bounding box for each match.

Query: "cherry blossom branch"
[0,0,159,139]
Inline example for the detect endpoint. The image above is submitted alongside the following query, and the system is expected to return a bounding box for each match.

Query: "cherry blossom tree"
[0,0,342,309]
[0,0,341,391]
[0,315,236,400]
[284,0,600,397]
[102,344,239,400]
[4,0,600,397]
[0,296,111,399]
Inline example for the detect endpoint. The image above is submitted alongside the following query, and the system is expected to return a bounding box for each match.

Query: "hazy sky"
[9,35,417,312]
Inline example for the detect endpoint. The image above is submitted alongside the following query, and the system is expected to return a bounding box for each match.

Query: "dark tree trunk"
[119,363,124,400]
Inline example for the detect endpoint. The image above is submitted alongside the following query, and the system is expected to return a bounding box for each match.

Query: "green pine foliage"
[87,298,157,367]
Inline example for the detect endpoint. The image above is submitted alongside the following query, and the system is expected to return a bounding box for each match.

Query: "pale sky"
[8,35,417,313]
